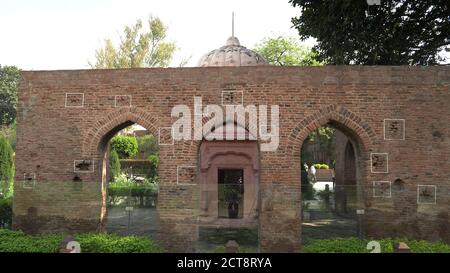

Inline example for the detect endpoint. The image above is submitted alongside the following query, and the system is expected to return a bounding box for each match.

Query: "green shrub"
[108,148,121,181]
[313,163,329,170]
[0,229,162,253]
[111,172,132,185]
[136,135,158,157]
[75,233,162,253]
[0,136,14,197]
[109,173,158,197]
[0,197,12,228]
[0,122,16,150]
[148,154,159,177]
[110,135,138,159]
[0,229,62,253]
[108,185,158,197]
[302,237,450,253]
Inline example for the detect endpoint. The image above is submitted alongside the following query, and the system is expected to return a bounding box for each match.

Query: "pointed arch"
[287,105,376,157]
[81,108,161,157]
[179,117,259,164]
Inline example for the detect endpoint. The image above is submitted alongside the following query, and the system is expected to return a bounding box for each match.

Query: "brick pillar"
[259,182,301,252]
[157,184,200,252]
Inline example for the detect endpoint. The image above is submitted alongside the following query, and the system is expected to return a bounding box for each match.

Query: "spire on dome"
[232,11,235,38]
[196,12,270,67]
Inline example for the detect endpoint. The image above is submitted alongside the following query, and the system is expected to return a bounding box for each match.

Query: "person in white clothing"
[310,165,317,183]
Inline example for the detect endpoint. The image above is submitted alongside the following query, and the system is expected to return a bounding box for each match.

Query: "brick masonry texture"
[13,66,450,252]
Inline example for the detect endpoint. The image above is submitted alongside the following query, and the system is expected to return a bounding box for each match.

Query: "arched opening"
[301,120,365,243]
[97,121,159,239]
[196,122,260,252]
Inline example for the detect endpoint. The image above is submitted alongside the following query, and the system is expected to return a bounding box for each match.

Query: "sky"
[0,0,314,70]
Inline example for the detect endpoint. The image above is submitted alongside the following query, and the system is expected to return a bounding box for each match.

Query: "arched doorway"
[197,122,260,252]
[300,120,366,243]
[95,120,159,239]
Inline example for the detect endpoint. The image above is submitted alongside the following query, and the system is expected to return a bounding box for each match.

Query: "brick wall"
[13,66,450,252]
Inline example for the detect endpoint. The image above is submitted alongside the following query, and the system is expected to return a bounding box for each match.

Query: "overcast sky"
[0,0,316,70]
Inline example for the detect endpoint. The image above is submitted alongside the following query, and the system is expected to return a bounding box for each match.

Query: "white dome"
[198,36,269,67]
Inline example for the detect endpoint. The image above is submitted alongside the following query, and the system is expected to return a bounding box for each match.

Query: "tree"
[308,126,335,166]
[147,154,159,178]
[90,16,176,68]
[301,126,335,169]
[136,135,158,158]
[290,0,450,65]
[108,148,121,182]
[110,135,138,159]
[0,136,14,197]
[0,122,16,150]
[0,65,20,127]
[253,36,321,66]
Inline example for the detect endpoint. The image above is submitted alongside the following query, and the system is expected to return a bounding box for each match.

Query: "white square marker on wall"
[370,153,389,173]
[373,181,392,198]
[417,185,437,204]
[158,127,174,145]
[22,173,36,189]
[65,93,84,108]
[384,119,405,140]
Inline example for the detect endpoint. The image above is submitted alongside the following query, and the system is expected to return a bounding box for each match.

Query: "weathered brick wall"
[13,66,450,252]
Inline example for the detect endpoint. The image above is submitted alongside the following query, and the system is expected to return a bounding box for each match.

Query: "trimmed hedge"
[108,185,158,197]
[75,233,162,253]
[313,163,329,170]
[0,229,162,253]
[0,229,62,253]
[302,237,450,253]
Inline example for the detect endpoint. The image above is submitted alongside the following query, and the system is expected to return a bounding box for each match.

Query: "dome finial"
[196,11,270,67]
[232,11,235,38]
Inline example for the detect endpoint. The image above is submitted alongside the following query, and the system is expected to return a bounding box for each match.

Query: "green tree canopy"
[110,135,138,159]
[253,36,321,66]
[147,154,159,178]
[290,0,450,65]
[136,135,158,158]
[90,16,176,68]
[108,148,121,182]
[0,122,16,150]
[301,126,336,168]
[0,66,20,126]
[0,136,14,197]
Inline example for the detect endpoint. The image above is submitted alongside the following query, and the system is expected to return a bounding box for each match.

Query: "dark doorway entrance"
[218,169,244,219]
[301,124,362,244]
[196,123,260,252]
[98,122,160,239]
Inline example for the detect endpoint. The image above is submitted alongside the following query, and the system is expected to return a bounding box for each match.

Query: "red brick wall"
[13,66,450,252]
